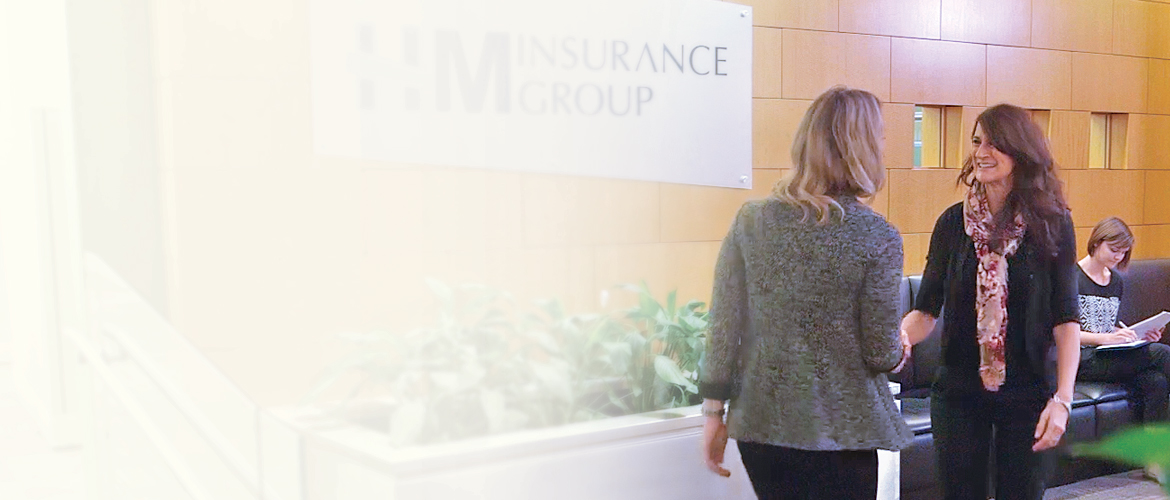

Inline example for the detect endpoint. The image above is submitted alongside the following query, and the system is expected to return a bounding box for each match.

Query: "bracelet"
[702,406,726,418]
[1051,394,1072,413]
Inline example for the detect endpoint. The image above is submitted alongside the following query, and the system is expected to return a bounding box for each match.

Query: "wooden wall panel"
[945,106,982,169]
[731,0,838,31]
[891,38,986,106]
[1145,171,1170,225]
[887,168,965,234]
[593,242,721,308]
[1123,114,1170,170]
[1133,225,1170,259]
[754,99,811,169]
[919,106,944,167]
[941,0,1030,46]
[1031,0,1113,53]
[902,232,932,275]
[751,169,786,198]
[781,30,892,101]
[1150,58,1170,115]
[521,175,575,247]
[1071,53,1148,113]
[1112,0,1170,59]
[1066,170,1145,228]
[839,0,941,39]
[659,169,783,242]
[1074,227,1092,257]
[659,185,748,243]
[884,103,917,169]
[986,46,1071,110]
[442,246,576,307]
[576,179,662,245]
[754,27,783,98]
[1047,111,1091,170]
[870,170,891,217]
[520,176,661,247]
[1057,169,1072,196]
[564,248,598,314]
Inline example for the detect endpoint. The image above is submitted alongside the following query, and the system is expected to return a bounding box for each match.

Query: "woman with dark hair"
[1075,217,1170,426]
[700,86,912,499]
[900,104,1081,500]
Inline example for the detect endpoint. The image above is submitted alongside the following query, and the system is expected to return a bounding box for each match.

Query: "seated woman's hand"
[1105,328,1138,344]
[1146,326,1165,343]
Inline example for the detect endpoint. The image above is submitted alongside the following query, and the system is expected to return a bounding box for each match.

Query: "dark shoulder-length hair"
[958,104,1068,257]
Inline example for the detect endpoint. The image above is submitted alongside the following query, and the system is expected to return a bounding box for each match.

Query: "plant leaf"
[1073,424,1170,468]
[1074,423,1170,494]
[530,360,574,404]
[681,315,707,331]
[653,355,697,393]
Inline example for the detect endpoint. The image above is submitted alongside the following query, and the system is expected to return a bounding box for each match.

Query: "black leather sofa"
[893,259,1170,500]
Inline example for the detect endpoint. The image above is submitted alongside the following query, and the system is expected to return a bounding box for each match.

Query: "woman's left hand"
[702,416,731,477]
[1147,326,1165,343]
[1032,399,1069,452]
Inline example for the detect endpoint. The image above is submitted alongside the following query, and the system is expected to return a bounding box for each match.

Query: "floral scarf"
[963,186,1026,391]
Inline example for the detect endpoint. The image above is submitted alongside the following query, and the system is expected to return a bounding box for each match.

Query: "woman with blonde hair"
[700,86,912,499]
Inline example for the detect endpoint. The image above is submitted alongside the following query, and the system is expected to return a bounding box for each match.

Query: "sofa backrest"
[1117,259,1170,346]
[889,276,944,395]
[894,259,1170,393]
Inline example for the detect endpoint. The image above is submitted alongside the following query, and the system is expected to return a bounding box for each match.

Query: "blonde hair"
[774,86,885,224]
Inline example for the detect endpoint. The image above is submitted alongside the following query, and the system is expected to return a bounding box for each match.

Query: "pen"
[1119,321,1143,342]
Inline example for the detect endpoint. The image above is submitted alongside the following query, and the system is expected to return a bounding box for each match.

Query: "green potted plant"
[302,279,711,448]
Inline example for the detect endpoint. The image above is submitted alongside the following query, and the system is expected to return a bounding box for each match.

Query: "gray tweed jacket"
[699,196,913,451]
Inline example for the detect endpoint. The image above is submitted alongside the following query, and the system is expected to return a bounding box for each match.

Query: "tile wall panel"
[941,0,1031,46]
[986,46,1071,110]
[840,0,942,39]
[781,30,892,101]
[891,38,986,106]
[1071,53,1148,114]
[1031,0,1113,53]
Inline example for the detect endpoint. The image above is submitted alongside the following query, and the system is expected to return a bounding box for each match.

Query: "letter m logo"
[435,31,510,113]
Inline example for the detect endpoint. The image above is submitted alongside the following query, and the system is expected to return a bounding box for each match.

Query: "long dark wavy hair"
[957,104,1068,257]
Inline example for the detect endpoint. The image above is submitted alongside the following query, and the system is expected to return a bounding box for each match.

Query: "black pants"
[931,387,1052,500]
[736,441,878,500]
[1079,342,1170,422]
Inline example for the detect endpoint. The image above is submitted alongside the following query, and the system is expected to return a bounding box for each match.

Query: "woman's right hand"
[900,310,938,347]
[892,330,912,373]
[1104,327,1139,345]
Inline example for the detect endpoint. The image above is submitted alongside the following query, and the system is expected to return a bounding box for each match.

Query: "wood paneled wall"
[737,0,1170,275]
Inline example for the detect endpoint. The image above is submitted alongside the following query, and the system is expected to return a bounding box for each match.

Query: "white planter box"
[267,385,901,500]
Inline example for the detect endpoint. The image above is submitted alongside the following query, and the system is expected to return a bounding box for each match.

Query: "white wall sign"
[310,0,753,188]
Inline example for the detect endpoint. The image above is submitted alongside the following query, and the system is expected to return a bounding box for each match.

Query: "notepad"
[1096,339,1150,351]
[1129,311,1170,339]
[1094,311,1169,351]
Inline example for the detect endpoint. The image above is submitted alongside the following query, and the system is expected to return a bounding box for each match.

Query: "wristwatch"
[702,402,726,418]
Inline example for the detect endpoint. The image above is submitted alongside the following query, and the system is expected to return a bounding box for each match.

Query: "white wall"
[0,0,84,447]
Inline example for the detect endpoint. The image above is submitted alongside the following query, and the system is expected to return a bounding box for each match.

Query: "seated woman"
[1076,216,1170,426]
